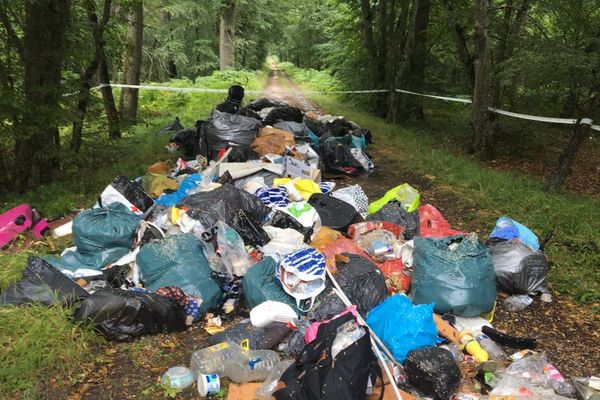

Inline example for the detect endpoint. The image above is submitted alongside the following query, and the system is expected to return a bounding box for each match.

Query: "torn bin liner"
[203,110,261,157]
[404,346,461,400]
[179,184,270,231]
[97,175,154,217]
[486,238,549,294]
[44,203,140,272]
[216,220,256,277]
[73,288,187,341]
[412,234,496,316]
[0,256,89,306]
[367,201,420,240]
[208,320,292,350]
[229,209,270,247]
[242,256,298,312]
[136,234,221,315]
[309,253,387,320]
[366,294,441,363]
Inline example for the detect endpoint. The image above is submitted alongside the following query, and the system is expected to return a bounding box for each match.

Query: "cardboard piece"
[226,383,268,400]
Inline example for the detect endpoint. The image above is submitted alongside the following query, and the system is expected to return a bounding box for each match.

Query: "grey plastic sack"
[273,121,310,142]
[242,256,297,311]
[204,109,260,154]
[136,234,221,315]
[367,201,419,240]
[412,234,496,316]
[486,239,549,294]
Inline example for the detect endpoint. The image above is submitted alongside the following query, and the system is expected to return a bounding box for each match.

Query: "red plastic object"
[347,221,403,238]
[319,237,374,264]
[0,204,50,248]
[418,204,463,238]
[378,259,412,293]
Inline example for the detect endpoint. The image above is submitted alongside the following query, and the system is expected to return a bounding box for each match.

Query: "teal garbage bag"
[242,256,298,313]
[136,234,221,316]
[45,203,140,272]
[412,234,496,316]
[366,294,441,363]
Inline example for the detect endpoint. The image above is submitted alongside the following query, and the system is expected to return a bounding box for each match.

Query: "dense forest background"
[0,0,599,194]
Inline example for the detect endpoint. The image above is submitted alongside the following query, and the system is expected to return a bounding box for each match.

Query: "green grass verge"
[308,93,600,306]
[0,69,265,398]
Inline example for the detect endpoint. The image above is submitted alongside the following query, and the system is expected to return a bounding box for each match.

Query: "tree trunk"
[405,0,432,119]
[471,0,492,157]
[442,0,475,91]
[99,52,121,139]
[120,0,143,122]
[219,0,236,70]
[14,0,71,191]
[387,0,412,122]
[71,0,112,152]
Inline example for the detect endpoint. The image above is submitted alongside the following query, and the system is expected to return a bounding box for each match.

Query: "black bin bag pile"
[0,95,568,400]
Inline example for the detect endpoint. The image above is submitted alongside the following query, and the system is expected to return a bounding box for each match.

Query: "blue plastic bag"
[490,217,540,251]
[154,173,201,207]
[366,294,441,363]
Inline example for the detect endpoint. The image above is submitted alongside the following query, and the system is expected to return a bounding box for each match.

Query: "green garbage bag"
[44,203,140,272]
[368,184,420,215]
[242,256,298,313]
[136,234,221,316]
[412,234,496,317]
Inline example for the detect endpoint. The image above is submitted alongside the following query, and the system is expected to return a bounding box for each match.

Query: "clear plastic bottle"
[477,334,507,361]
[223,348,280,383]
[190,342,236,376]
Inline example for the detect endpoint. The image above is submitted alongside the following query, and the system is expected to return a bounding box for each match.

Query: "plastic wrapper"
[367,201,420,240]
[179,184,270,231]
[318,237,372,264]
[136,233,221,315]
[354,229,399,262]
[490,216,540,251]
[504,352,575,396]
[0,256,89,306]
[309,226,344,249]
[490,374,571,400]
[203,110,261,155]
[309,254,387,320]
[330,184,369,218]
[412,234,496,317]
[208,320,292,350]
[216,220,257,277]
[347,221,403,239]
[504,294,534,312]
[419,204,464,238]
[404,346,461,400]
[487,238,549,294]
[230,209,270,247]
[378,259,411,293]
[73,288,187,341]
[331,320,366,359]
[242,256,298,312]
[261,226,306,256]
[368,183,420,214]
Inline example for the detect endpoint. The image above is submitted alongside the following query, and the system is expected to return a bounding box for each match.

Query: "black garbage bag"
[486,238,549,294]
[73,288,187,342]
[325,117,354,137]
[269,210,313,242]
[158,117,184,135]
[320,137,365,175]
[230,209,270,247]
[226,144,260,162]
[404,346,461,400]
[308,193,361,232]
[203,110,261,158]
[98,175,155,216]
[304,117,327,138]
[179,184,270,230]
[367,201,420,240]
[263,105,304,126]
[170,122,208,158]
[354,127,373,144]
[208,321,292,350]
[247,98,280,112]
[0,256,89,306]
[273,121,310,142]
[309,254,387,320]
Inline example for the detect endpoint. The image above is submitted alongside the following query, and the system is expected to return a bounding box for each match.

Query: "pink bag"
[304,305,359,344]
[418,204,464,238]
[0,204,50,248]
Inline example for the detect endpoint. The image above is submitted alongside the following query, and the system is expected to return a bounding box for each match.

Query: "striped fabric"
[319,182,336,194]
[255,186,289,208]
[280,248,326,281]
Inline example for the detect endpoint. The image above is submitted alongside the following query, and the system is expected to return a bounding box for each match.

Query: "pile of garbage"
[1,98,596,400]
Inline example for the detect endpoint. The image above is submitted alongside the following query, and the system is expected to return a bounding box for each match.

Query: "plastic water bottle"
[190,342,236,376]
[476,334,507,361]
[223,348,280,383]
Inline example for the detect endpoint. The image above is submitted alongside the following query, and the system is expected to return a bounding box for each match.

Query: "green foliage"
[0,303,100,398]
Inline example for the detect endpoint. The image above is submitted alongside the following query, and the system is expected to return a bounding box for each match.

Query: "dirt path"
[42,72,599,400]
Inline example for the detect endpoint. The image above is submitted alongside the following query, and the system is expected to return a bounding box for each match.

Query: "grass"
[0,69,265,399]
